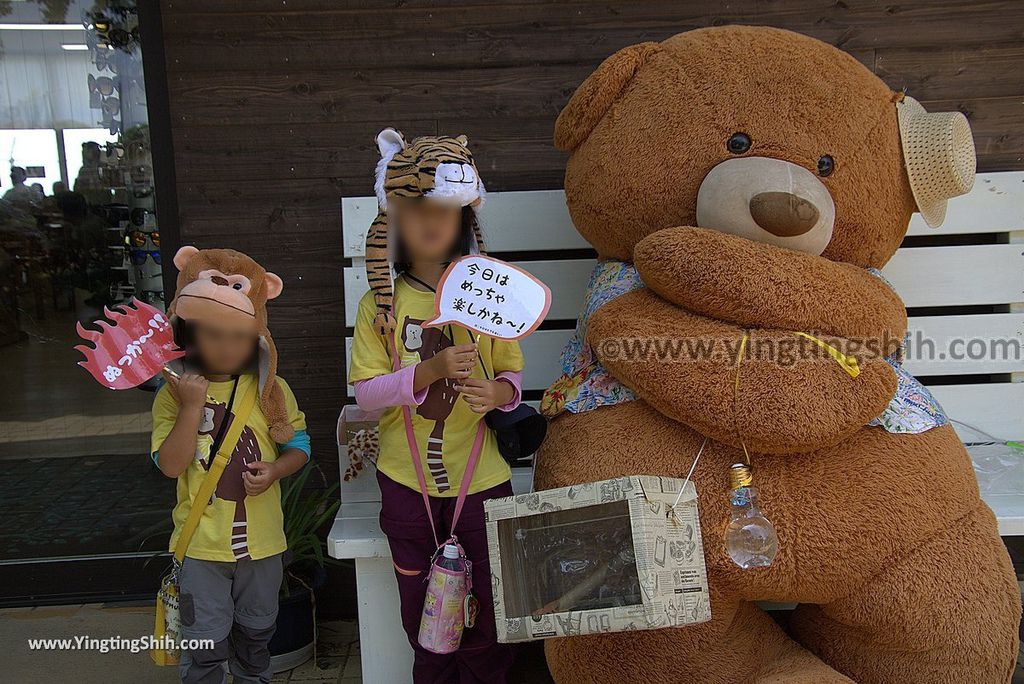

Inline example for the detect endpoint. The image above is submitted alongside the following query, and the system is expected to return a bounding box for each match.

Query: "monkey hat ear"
[554,42,660,152]
[173,245,199,270]
[263,272,284,300]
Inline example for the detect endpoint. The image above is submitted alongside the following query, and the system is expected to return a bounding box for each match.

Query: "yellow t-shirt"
[151,374,307,562]
[348,278,524,497]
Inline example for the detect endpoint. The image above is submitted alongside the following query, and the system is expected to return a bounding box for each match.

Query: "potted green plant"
[269,464,340,672]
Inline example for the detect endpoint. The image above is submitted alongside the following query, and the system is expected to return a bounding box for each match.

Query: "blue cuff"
[279,429,311,463]
[151,451,160,467]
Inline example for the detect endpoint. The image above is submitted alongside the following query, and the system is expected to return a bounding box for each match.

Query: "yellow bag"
[151,383,257,666]
[152,577,181,666]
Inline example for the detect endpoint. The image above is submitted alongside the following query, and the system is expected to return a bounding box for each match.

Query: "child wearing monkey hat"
[151,246,310,683]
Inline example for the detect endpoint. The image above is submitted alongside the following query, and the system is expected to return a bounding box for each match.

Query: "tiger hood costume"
[365,128,487,333]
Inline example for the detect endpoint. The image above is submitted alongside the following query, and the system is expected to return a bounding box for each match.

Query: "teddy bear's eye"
[726,132,752,155]
[817,155,835,177]
[232,283,243,290]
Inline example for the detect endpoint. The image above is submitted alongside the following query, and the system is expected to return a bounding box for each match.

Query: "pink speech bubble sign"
[424,255,552,340]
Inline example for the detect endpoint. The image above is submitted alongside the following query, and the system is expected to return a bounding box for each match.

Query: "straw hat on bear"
[896,94,976,228]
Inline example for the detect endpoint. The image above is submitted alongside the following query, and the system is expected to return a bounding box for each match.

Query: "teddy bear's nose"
[748,192,820,237]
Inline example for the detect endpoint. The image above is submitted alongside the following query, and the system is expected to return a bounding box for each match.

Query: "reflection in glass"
[0,1,172,564]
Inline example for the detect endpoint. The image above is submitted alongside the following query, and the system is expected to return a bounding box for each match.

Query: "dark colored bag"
[486,403,547,466]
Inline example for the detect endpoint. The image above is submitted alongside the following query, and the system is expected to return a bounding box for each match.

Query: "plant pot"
[269,585,314,673]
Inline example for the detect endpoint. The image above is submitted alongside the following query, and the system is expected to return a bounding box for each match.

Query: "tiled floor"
[0,602,362,683]
[273,619,362,682]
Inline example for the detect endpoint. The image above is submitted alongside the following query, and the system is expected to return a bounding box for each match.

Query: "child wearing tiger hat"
[348,128,524,682]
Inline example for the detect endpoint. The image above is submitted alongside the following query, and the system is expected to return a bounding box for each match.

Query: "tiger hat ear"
[375,127,407,209]
[554,42,660,152]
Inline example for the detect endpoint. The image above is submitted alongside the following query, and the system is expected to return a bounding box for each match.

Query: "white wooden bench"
[329,172,1024,684]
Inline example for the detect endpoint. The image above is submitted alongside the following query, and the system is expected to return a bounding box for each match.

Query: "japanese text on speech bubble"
[424,255,551,340]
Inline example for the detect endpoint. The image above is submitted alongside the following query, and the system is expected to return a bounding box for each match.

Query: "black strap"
[402,271,436,293]
[207,375,240,462]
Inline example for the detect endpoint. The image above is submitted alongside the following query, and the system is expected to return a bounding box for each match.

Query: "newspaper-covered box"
[484,475,711,642]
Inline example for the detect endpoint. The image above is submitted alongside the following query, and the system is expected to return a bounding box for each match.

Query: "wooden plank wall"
[158,0,1024,473]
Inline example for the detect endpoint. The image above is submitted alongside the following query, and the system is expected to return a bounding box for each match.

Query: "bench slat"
[344,259,594,325]
[342,190,583,258]
[880,244,1024,308]
[344,329,573,395]
[931,382,1024,441]
[343,244,1024,327]
[341,172,1024,258]
[902,313,1024,376]
[329,480,1024,559]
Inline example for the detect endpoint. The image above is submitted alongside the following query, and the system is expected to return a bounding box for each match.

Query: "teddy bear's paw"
[586,290,899,453]
[635,226,907,345]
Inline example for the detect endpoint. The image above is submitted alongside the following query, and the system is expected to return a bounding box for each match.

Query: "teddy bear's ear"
[554,42,660,152]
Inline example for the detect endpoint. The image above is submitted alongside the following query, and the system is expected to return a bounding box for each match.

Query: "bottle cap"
[729,463,753,490]
[443,544,460,560]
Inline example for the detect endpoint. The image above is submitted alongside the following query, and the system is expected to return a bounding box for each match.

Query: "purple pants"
[377,470,515,684]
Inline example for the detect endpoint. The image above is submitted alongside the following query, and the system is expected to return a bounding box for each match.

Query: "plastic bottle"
[418,544,468,653]
[440,543,463,568]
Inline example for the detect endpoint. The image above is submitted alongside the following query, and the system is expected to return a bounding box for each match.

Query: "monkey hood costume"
[166,245,293,443]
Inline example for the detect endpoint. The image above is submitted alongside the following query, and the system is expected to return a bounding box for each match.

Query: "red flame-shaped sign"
[75,298,184,390]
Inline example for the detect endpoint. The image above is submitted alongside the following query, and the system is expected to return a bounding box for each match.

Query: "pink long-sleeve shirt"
[353,364,522,413]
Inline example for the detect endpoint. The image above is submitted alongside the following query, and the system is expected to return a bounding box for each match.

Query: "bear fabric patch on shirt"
[400,316,458,492]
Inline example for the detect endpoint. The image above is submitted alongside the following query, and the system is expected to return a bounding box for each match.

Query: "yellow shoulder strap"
[172,383,259,563]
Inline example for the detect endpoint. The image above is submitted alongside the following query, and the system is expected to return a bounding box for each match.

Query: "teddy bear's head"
[555,26,975,269]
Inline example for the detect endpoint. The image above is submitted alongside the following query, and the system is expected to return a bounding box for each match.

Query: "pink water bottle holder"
[418,539,479,654]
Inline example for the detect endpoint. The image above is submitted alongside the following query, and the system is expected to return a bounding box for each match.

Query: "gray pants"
[178,553,283,684]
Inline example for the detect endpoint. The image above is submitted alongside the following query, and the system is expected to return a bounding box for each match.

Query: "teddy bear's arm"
[634,227,907,350]
[587,289,897,454]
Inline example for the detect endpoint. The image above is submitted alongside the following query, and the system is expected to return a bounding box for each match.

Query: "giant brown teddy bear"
[535,26,1020,683]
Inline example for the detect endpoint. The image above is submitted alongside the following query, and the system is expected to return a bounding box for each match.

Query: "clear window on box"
[496,500,643,618]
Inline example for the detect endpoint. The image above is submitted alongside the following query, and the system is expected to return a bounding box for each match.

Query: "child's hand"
[429,343,477,380]
[173,372,209,411]
[243,460,280,496]
[455,378,515,414]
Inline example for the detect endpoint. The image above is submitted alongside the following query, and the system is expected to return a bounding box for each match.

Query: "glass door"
[0,1,173,574]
